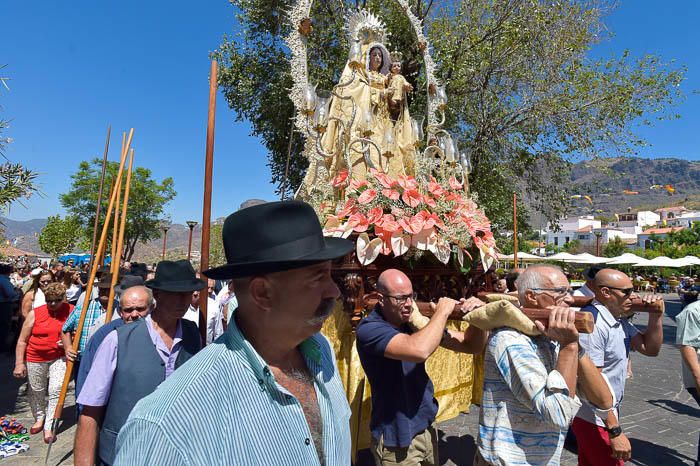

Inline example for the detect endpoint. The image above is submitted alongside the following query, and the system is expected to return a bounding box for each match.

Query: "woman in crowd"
[63,269,83,306]
[13,282,72,443]
[20,270,54,318]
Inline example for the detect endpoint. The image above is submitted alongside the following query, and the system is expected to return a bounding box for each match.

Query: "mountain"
[567,157,700,217]
[1,217,47,254]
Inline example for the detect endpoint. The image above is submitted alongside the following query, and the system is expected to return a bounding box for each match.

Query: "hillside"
[567,157,700,217]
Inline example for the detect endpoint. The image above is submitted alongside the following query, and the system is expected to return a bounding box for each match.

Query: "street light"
[594,231,603,256]
[186,220,198,260]
[160,219,171,260]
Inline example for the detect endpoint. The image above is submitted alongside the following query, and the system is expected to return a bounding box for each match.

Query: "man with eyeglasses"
[572,269,664,466]
[475,265,614,466]
[356,269,488,465]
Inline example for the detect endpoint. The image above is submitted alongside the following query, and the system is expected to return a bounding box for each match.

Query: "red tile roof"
[640,226,685,235]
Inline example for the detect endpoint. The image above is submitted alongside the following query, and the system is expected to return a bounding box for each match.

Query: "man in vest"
[73,260,205,466]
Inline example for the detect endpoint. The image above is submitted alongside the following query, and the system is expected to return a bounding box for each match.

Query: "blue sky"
[3,0,698,223]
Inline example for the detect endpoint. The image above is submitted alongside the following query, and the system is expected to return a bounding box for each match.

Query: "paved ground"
[2,294,698,465]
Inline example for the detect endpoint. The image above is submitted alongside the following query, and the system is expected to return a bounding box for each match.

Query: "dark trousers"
[0,302,13,353]
[687,387,700,465]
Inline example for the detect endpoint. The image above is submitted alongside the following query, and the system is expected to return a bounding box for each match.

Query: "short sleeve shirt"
[356,307,438,448]
[577,301,639,426]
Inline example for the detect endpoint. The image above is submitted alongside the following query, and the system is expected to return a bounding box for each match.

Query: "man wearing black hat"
[74,260,204,466]
[115,201,354,466]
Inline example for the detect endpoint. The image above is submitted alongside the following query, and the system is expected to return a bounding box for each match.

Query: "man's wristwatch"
[605,425,623,439]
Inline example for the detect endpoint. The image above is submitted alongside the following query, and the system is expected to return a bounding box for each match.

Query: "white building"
[608,210,660,235]
[637,226,685,250]
[545,216,601,248]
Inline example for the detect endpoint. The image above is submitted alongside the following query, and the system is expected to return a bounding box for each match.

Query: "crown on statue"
[390,51,403,64]
[346,9,388,45]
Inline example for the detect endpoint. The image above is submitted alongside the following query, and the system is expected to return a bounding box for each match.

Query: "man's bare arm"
[74,406,105,466]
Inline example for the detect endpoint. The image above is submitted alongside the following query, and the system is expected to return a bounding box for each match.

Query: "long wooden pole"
[198,60,218,345]
[88,126,111,277]
[50,129,133,433]
[513,192,518,265]
[110,134,126,271]
[105,148,135,323]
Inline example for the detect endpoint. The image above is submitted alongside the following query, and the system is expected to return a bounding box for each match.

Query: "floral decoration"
[322,168,495,266]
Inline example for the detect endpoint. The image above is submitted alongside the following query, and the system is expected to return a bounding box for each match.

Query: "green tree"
[215,0,684,229]
[38,215,83,258]
[60,159,176,261]
[603,236,628,257]
[209,223,226,268]
[563,239,582,254]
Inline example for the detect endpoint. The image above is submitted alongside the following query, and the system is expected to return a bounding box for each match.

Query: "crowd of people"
[0,199,698,465]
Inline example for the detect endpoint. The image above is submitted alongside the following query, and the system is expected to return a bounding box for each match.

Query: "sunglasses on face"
[39,280,52,285]
[122,306,148,313]
[46,298,64,304]
[603,286,634,298]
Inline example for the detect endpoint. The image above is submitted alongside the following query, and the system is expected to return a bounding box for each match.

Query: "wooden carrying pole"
[89,125,111,277]
[199,59,218,345]
[50,129,133,430]
[513,192,518,265]
[105,148,135,322]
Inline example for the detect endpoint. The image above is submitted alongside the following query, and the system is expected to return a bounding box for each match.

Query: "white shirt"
[183,297,224,344]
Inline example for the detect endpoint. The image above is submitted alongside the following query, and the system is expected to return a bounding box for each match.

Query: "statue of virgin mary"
[302,10,418,193]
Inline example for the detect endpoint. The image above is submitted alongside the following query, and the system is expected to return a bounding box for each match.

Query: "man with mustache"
[114,201,354,466]
[357,268,488,465]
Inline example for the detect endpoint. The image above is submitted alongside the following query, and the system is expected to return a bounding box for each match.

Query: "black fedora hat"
[145,260,206,292]
[204,200,353,279]
[96,273,116,289]
[114,275,145,294]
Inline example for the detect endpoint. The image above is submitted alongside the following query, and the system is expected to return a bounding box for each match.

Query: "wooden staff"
[48,129,133,450]
[513,192,518,265]
[199,59,218,345]
[414,301,594,333]
[88,126,111,277]
[105,148,135,323]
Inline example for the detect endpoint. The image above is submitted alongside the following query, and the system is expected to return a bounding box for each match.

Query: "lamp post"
[594,231,603,256]
[160,220,171,260]
[186,220,198,260]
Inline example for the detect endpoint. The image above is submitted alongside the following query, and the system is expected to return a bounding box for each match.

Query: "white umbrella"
[547,252,580,262]
[633,256,684,268]
[678,256,700,266]
[569,253,611,264]
[606,253,648,265]
[497,252,545,262]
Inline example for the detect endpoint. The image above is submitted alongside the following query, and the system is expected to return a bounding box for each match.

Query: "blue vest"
[99,318,200,464]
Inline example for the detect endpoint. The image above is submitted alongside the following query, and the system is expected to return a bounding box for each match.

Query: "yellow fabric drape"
[321,303,483,462]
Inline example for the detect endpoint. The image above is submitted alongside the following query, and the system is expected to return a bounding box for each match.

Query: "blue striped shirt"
[62,298,108,353]
[114,311,351,466]
[477,328,581,466]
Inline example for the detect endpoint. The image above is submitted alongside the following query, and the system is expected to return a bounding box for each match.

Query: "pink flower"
[376,214,399,232]
[397,175,418,191]
[398,215,424,235]
[332,170,349,188]
[373,226,393,255]
[401,189,422,208]
[336,199,357,218]
[358,189,378,205]
[349,179,368,192]
[423,195,437,208]
[427,180,445,198]
[371,168,398,189]
[366,207,383,224]
[448,176,463,190]
[347,212,369,232]
[382,189,400,201]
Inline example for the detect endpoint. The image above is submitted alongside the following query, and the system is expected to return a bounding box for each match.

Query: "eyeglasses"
[121,306,148,313]
[383,292,418,305]
[602,286,634,297]
[531,287,574,301]
[39,280,52,285]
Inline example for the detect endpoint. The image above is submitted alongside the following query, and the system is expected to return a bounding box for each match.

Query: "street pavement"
[2,294,698,465]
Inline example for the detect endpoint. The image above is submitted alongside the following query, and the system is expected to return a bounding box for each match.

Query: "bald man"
[572,269,664,466]
[356,269,487,466]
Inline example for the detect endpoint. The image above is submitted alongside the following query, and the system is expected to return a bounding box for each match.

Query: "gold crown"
[390,51,403,64]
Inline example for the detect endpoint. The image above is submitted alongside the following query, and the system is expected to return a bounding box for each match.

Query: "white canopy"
[633,256,686,268]
[605,253,648,265]
[497,252,545,262]
[547,252,580,262]
[569,253,611,264]
[678,256,700,266]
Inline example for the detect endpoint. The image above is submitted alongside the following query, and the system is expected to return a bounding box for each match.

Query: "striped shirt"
[62,298,108,353]
[477,328,581,466]
[114,311,351,466]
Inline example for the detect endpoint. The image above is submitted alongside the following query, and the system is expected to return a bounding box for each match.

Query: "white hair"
[515,265,563,303]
